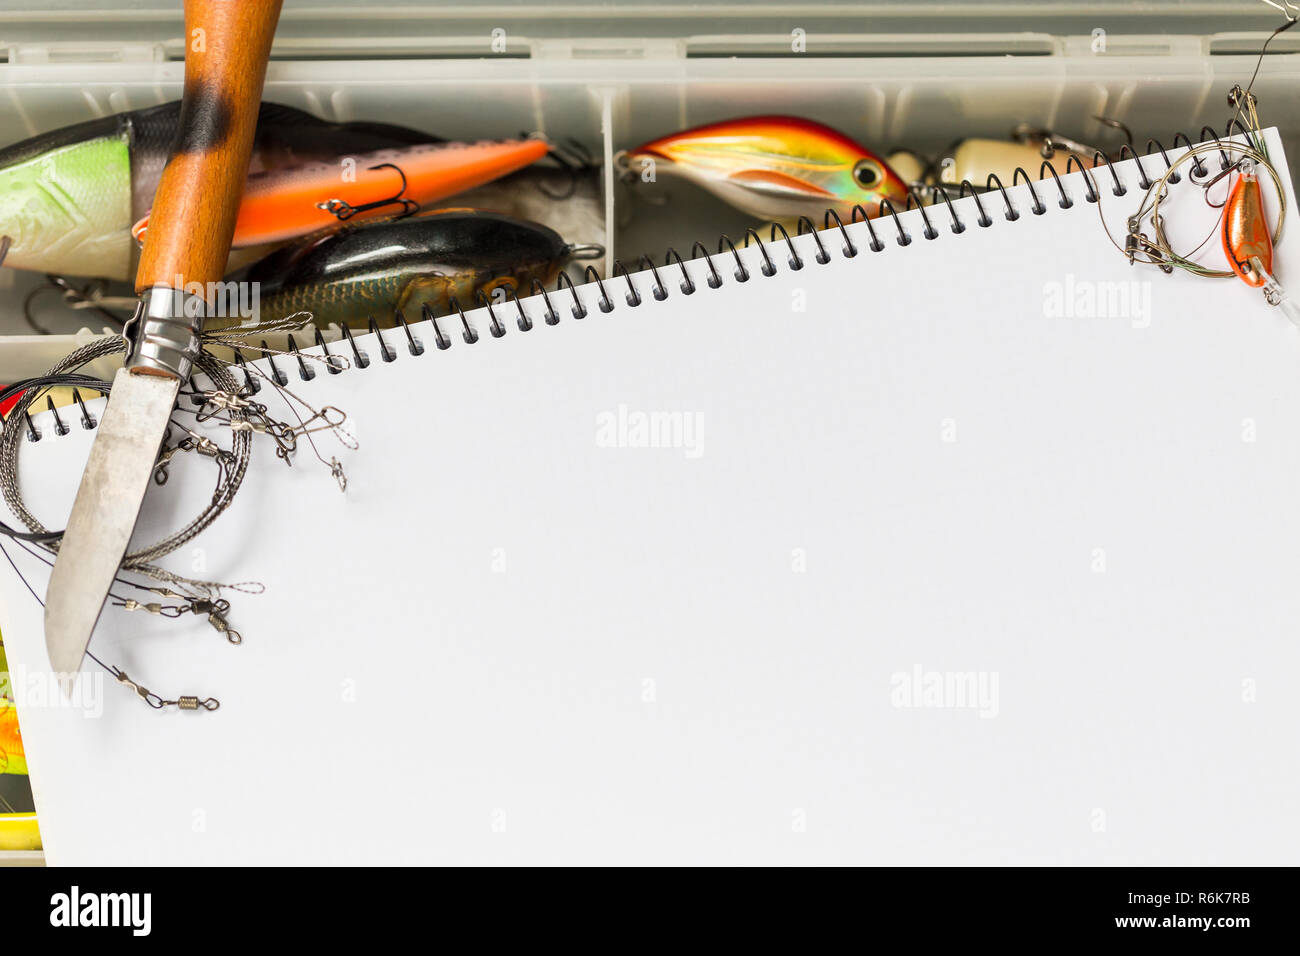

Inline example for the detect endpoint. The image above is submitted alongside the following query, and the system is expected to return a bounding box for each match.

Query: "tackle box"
[0,0,1297,868]
[0,0,1298,384]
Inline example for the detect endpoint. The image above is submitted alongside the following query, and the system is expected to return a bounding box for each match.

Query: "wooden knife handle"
[135,0,283,294]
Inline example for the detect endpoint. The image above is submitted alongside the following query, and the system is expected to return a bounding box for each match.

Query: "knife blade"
[45,368,179,691]
[44,0,283,689]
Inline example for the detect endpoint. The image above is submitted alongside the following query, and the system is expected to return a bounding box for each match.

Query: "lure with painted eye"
[1222,161,1273,287]
[625,115,908,221]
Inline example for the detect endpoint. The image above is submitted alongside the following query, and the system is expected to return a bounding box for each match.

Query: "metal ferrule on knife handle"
[128,286,205,380]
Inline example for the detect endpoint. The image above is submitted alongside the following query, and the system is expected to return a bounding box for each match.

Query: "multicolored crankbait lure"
[242,209,599,329]
[624,115,908,221]
[132,139,550,249]
[0,101,435,279]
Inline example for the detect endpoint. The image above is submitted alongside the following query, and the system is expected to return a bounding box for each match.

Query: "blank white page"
[3,132,1299,865]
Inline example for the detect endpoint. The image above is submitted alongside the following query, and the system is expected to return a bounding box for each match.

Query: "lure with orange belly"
[1222,161,1273,287]
[0,703,24,775]
[626,115,908,221]
[133,138,550,248]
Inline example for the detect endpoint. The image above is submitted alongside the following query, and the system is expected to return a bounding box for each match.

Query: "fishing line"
[1244,14,1297,97]
[1134,141,1286,277]
[0,374,112,544]
[1,326,343,596]
[0,339,253,570]
[0,516,223,711]
[5,532,244,645]
[207,355,355,489]
[203,312,351,374]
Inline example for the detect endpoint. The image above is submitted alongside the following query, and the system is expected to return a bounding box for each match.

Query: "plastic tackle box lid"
[0,1,1295,55]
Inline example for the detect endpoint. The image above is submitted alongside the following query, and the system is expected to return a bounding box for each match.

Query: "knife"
[45,0,283,691]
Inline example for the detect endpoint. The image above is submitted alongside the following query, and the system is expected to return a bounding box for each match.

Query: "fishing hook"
[1091,115,1135,147]
[535,136,596,200]
[316,162,420,222]
[23,274,130,334]
[1199,157,1248,208]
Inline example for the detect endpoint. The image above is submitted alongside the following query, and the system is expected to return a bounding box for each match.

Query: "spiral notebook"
[3,130,1300,865]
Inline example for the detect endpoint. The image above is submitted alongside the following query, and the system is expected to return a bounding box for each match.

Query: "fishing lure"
[1123,132,1299,325]
[241,209,601,329]
[0,635,22,775]
[1220,158,1300,324]
[623,115,908,221]
[0,703,24,776]
[132,138,551,249]
[1222,159,1273,286]
[0,101,435,279]
[936,137,1104,187]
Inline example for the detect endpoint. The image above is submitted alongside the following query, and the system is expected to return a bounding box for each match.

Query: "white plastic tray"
[0,29,1297,378]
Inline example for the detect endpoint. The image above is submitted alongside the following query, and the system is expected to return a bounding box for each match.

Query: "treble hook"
[23,274,129,335]
[537,137,595,201]
[1010,123,1102,159]
[316,162,419,222]
[1091,115,1135,147]
[1200,157,1250,208]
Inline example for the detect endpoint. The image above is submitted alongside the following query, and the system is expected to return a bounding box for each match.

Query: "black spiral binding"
[16,385,104,443]
[9,126,1249,427]
[258,125,1244,385]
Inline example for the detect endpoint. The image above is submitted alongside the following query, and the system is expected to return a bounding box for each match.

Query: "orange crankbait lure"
[133,138,550,248]
[1222,160,1273,287]
[625,115,908,221]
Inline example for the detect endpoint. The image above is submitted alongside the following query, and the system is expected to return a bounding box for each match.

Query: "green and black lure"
[0,101,434,278]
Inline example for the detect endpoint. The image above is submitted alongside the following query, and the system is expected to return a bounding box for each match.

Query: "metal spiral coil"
[251,123,1279,388]
[11,124,1257,408]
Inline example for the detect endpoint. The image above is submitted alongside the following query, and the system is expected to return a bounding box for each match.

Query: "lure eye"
[853,160,883,190]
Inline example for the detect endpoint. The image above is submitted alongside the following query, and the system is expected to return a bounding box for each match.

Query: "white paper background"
[2,133,1298,864]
